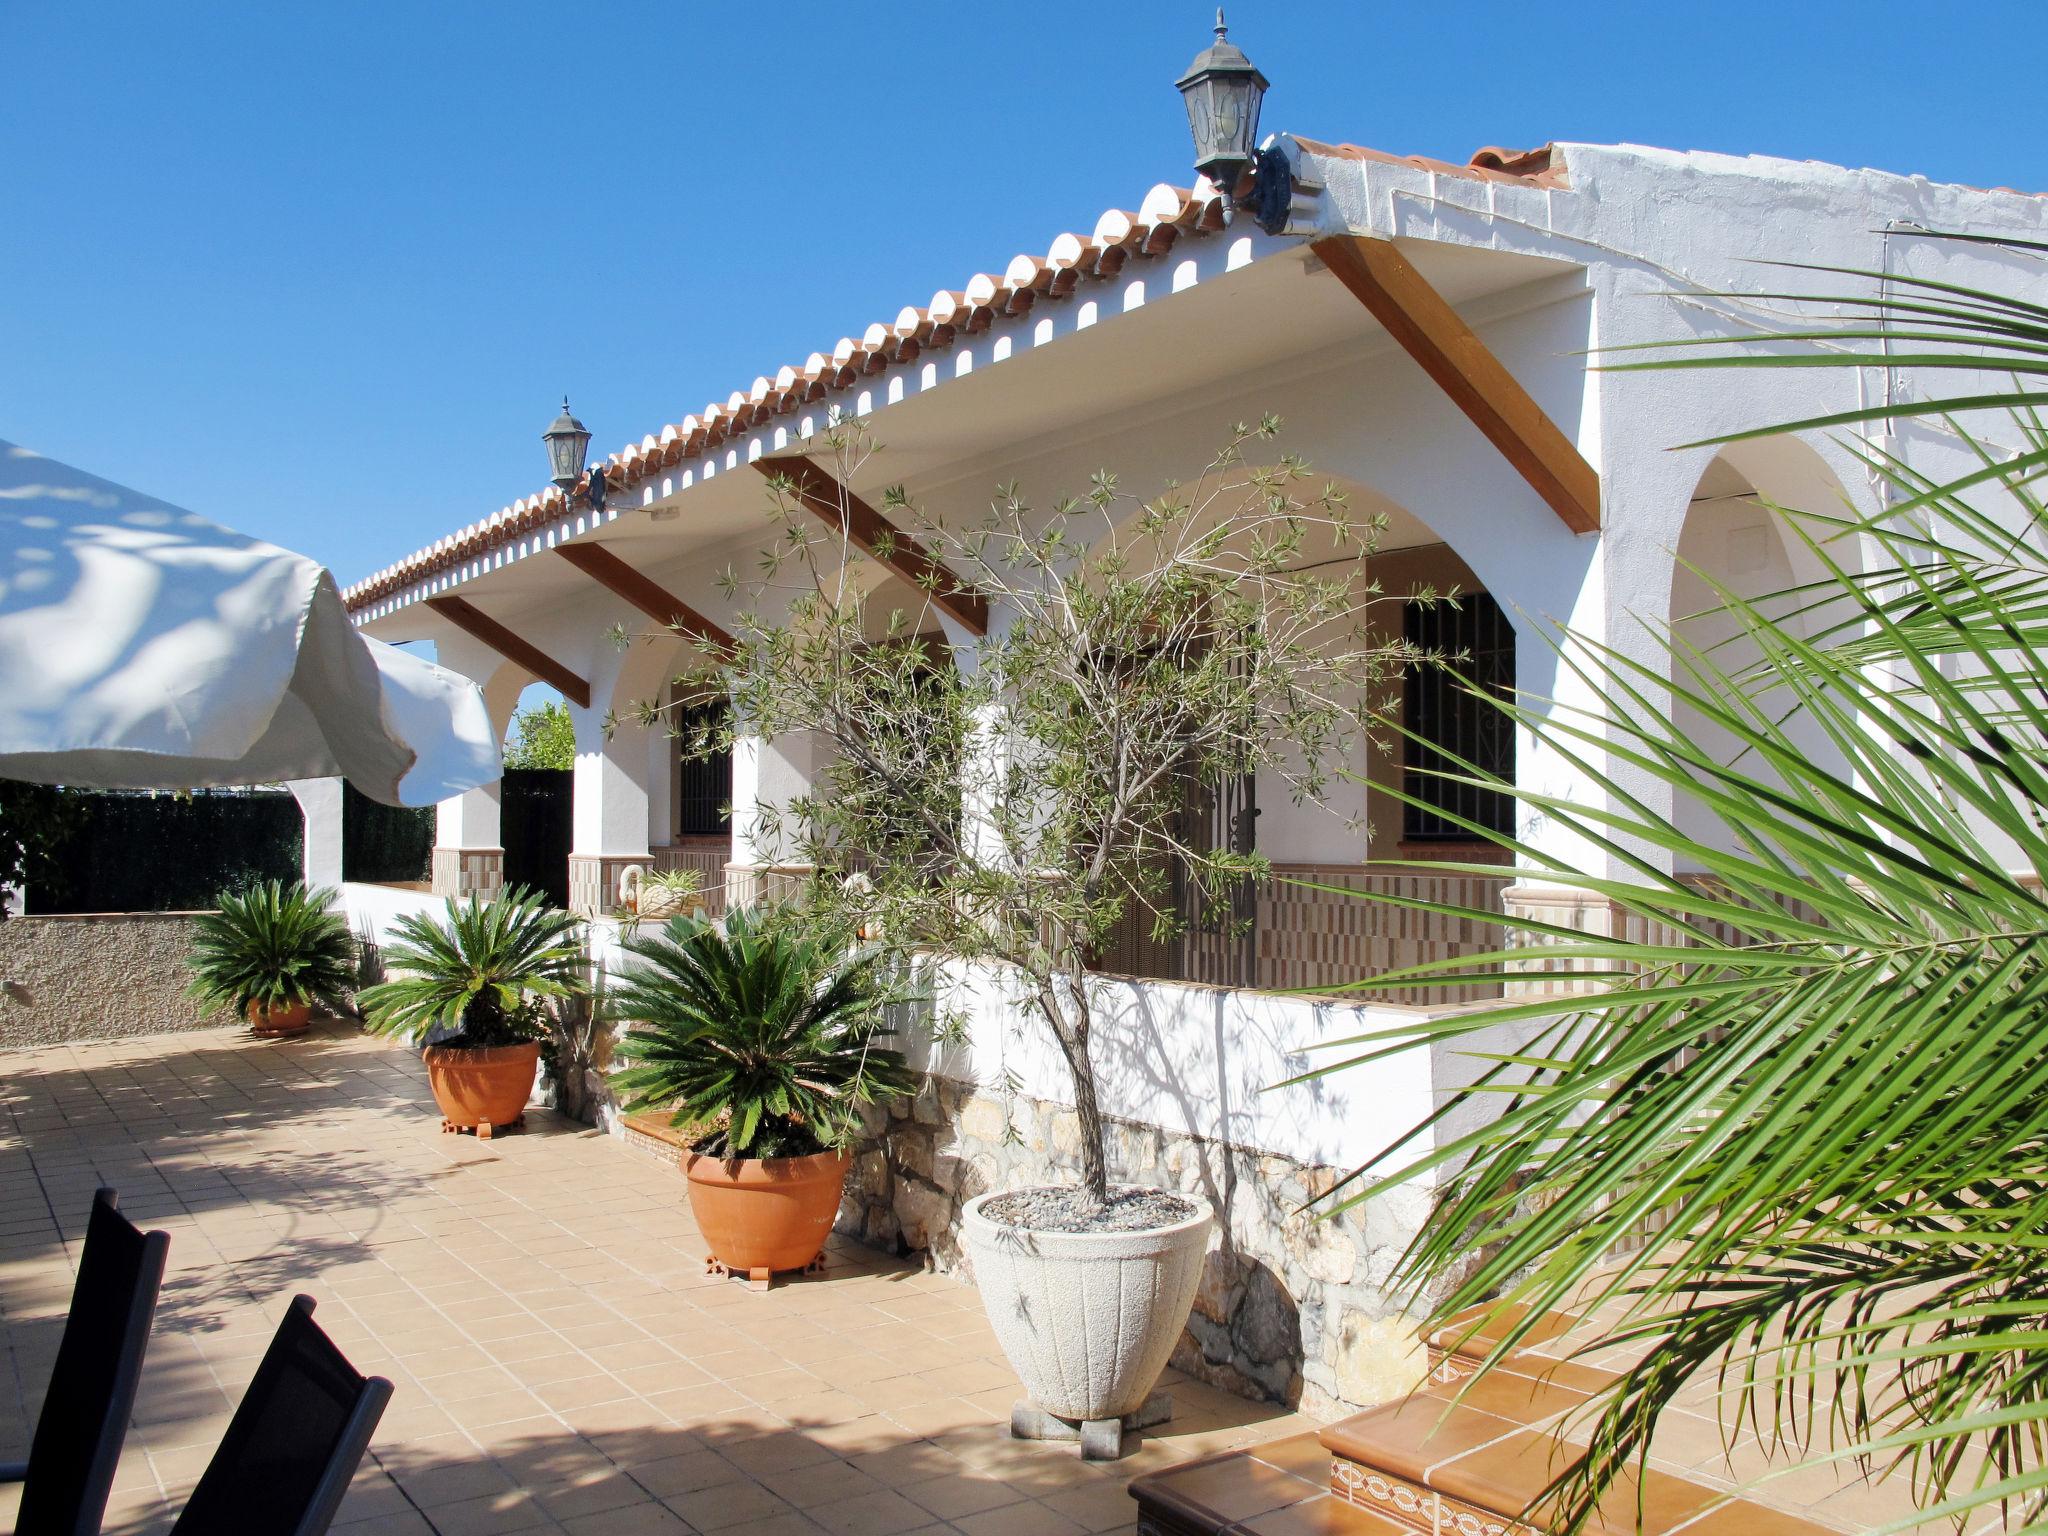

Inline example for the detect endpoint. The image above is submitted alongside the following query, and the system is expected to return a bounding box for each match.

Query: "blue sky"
[4,1,2039,588]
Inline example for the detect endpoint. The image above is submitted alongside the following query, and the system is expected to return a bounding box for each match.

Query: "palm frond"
[185,880,354,1016]
[608,903,916,1158]
[1309,237,2048,1532]
[358,886,587,1047]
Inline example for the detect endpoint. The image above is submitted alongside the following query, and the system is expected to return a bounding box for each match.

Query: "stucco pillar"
[726,729,821,909]
[429,640,522,903]
[568,703,652,918]
[288,778,345,892]
[434,783,504,902]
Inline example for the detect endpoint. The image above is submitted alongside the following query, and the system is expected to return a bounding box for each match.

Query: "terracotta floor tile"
[954,1499,1091,1536]
[0,1024,1323,1536]
[903,1468,1033,1520]
[664,1477,797,1530]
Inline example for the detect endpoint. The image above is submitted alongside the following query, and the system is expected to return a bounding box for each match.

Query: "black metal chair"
[1,1188,169,1536]
[165,1295,392,1536]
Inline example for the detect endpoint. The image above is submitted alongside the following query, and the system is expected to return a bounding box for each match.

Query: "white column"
[567,702,653,917]
[288,777,346,892]
[646,702,675,850]
[429,639,522,902]
[727,729,821,907]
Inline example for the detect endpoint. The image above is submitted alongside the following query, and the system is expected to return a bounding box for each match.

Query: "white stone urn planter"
[961,1187,1212,1458]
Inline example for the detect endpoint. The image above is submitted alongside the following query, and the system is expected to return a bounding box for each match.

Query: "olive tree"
[629,417,1422,1208]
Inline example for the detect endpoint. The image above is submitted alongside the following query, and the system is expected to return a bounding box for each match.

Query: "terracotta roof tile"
[1293,136,1570,189]
[347,143,1556,614]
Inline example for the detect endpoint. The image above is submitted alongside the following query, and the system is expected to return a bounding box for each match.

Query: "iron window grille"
[1402,594,1515,841]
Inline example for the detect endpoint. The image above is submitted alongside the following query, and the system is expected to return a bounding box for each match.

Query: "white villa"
[318,131,2048,1422]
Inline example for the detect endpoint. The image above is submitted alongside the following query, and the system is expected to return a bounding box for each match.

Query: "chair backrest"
[169,1295,393,1536]
[15,1187,169,1536]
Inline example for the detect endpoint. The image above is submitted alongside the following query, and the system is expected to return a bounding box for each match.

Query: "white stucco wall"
[338,882,1500,1181]
[333,135,2048,924]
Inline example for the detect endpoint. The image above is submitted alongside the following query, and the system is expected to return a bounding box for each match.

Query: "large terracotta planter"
[423,1041,540,1139]
[246,1000,311,1038]
[962,1187,1211,1446]
[684,1147,850,1288]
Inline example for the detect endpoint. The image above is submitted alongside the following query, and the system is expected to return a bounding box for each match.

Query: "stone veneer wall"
[837,1075,1433,1423]
[0,912,235,1047]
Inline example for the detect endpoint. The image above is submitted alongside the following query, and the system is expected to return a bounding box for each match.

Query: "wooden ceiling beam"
[1310,234,1601,535]
[753,457,990,636]
[554,542,735,658]
[425,594,591,709]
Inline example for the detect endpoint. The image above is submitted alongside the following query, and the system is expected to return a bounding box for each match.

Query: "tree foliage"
[504,700,575,770]
[628,417,1415,1204]
[0,780,78,919]
[1318,236,2048,1531]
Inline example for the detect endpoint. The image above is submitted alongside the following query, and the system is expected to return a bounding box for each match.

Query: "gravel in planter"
[981,1186,1198,1234]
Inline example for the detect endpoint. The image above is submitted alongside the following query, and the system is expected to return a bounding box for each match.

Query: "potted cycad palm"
[186,880,356,1038]
[609,904,914,1286]
[359,886,587,1137]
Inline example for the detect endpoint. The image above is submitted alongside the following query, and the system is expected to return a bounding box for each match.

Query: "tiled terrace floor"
[0,1022,1307,1536]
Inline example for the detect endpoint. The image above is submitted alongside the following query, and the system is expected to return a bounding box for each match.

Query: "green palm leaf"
[1308,235,2048,1532]
[358,886,587,1047]
[608,903,916,1158]
[185,880,355,1016]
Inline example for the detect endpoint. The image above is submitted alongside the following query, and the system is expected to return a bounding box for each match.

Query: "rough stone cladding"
[836,1075,1434,1423]
[0,913,236,1047]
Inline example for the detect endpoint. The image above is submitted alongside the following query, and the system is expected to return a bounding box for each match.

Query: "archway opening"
[1668,446,1860,875]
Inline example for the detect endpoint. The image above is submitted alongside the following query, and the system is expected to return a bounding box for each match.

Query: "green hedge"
[25,788,302,913]
[343,783,433,885]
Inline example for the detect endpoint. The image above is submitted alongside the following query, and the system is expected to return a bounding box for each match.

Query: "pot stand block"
[704,1248,831,1292]
[1011,1391,1173,1461]
[440,1113,526,1138]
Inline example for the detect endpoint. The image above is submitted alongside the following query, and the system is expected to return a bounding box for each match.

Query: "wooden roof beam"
[425,594,591,709]
[554,542,736,659]
[1310,234,1601,535]
[753,457,990,637]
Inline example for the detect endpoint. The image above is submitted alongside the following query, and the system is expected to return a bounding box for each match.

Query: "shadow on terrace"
[0,1021,1303,1536]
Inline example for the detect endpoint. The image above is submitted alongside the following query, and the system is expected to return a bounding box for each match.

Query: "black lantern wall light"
[1175,12,1295,237]
[541,397,607,514]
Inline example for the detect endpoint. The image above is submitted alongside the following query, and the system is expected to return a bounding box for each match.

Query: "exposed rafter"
[425,595,591,709]
[753,457,990,636]
[1310,234,1601,535]
[554,542,735,658]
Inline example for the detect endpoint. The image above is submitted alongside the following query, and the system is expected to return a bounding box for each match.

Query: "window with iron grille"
[674,701,732,836]
[1403,593,1514,840]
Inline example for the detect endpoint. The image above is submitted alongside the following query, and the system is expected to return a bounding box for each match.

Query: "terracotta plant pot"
[423,1040,540,1139]
[683,1147,850,1288]
[246,999,311,1038]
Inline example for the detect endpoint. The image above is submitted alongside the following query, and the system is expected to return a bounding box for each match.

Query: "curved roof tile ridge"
[1290,136,1570,189]
[344,174,1231,609]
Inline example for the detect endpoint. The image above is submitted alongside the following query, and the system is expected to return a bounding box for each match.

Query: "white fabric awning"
[0,440,499,806]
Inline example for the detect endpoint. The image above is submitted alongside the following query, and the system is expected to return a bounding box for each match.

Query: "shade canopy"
[0,441,498,806]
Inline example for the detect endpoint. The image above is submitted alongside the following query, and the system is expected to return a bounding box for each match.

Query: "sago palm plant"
[358,886,586,1048]
[609,903,914,1159]
[1317,234,2048,1532]
[186,880,354,1018]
